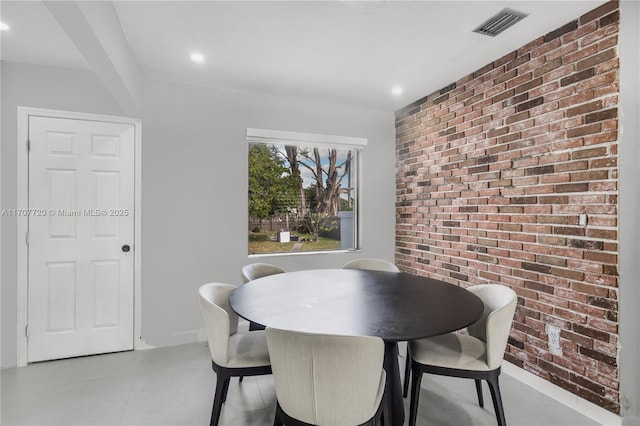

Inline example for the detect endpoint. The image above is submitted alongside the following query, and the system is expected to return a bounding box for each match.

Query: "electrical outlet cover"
[546,324,562,355]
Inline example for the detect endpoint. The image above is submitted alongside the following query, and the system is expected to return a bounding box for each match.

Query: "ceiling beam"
[44,1,142,116]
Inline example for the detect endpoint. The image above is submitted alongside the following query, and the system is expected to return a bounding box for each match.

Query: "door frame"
[16,107,142,367]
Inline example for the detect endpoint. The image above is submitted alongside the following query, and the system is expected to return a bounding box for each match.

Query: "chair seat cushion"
[227,330,270,368]
[409,333,490,371]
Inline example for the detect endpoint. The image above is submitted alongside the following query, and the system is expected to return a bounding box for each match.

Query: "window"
[247,128,366,255]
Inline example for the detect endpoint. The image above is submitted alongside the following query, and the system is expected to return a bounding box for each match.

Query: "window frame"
[247,128,366,257]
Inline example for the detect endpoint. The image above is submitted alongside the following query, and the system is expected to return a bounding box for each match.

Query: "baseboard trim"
[134,336,156,351]
[503,362,622,426]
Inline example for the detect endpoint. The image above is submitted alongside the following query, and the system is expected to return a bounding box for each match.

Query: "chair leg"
[221,377,231,403]
[403,345,411,398]
[273,403,284,426]
[475,379,484,407]
[408,365,423,426]
[239,376,243,383]
[210,373,228,426]
[486,372,506,426]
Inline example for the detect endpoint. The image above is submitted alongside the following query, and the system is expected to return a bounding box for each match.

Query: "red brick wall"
[395,1,620,413]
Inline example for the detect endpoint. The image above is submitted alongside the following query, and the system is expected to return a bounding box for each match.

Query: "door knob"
[122,245,131,253]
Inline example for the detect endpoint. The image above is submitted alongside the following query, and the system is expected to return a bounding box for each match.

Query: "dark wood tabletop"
[230,269,483,341]
[230,268,484,426]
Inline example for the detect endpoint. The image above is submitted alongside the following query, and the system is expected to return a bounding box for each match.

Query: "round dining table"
[229,268,484,426]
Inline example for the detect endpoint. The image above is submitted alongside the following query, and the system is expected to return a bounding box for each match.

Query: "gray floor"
[1,342,602,426]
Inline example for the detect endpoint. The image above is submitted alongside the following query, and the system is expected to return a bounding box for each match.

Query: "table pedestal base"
[383,341,405,426]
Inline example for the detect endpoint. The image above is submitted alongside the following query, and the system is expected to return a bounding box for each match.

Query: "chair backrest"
[266,328,385,426]
[342,258,400,273]
[198,283,240,367]
[466,284,517,370]
[241,263,285,283]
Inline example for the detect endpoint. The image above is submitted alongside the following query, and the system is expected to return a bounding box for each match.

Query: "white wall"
[1,61,126,367]
[0,61,396,366]
[140,78,395,347]
[619,1,640,424]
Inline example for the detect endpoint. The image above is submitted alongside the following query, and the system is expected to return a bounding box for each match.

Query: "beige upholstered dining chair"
[406,284,517,426]
[342,258,401,273]
[266,328,388,426]
[241,262,285,283]
[240,263,285,331]
[198,283,272,426]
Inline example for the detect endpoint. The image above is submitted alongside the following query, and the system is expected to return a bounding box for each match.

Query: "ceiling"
[0,0,607,111]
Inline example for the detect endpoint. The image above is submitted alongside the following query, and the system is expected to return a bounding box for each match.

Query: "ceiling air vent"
[473,8,528,37]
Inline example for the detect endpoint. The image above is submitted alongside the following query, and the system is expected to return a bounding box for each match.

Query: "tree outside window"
[248,134,361,255]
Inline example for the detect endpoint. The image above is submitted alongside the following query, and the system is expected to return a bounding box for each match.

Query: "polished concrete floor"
[1,341,602,426]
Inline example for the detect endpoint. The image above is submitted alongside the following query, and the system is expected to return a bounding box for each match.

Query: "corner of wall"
[618,0,640,422]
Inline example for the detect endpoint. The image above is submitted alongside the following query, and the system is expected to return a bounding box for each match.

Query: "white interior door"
[27,116,135,363]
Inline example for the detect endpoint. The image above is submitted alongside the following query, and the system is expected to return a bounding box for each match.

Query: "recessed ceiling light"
[391,86,403,96]
[0,21,10,31]
[190,52,204,64]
